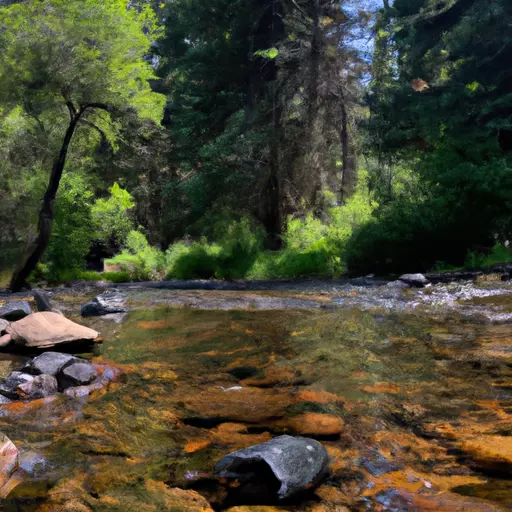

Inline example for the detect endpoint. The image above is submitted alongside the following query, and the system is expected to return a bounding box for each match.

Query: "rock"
[460,436,512,475]
[0,372,35,399]
[386,280,409,289]
[0,433,19,498]
[18,450,47,474]
[80,292,128,317]
[59,362,98,389]
[214,435,329,501]
[17,374,58,399]
[276,413,344,438]
[0,396,12,405]
[0,334,12,348]
[0,301,32,321]
[23,352,78,376]
[398,273,429,287]
[32,289,53,312]
[0,319,9,334]
[360,450,401,477]
[6,312,99,350]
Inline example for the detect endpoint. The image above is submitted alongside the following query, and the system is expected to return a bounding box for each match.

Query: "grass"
[432,243,512,273]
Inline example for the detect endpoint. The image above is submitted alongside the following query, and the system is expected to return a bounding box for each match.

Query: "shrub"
[464,243,512,270]
[91,183,134,246]
[106,230,165,281]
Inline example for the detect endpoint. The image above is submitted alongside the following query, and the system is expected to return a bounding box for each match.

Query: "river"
[1,278,511,511]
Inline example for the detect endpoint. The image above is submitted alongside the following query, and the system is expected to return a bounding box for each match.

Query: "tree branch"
[82,103,115,113]
[289,0,310,22]
[79,118,108,143]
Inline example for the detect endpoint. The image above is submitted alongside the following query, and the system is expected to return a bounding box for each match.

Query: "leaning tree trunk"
[10,112,82,292]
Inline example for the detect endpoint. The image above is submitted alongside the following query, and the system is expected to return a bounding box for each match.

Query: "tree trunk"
[339,92,350,203]
[10,112,82,291]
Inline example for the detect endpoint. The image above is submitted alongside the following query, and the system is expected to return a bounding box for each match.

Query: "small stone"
[398,273,430,287]
[17,374,58,399]
[59,362,98,389]
[0,372,35,399]
[23,352,78,376]
[80,292,128,317]
[0,301,32,321]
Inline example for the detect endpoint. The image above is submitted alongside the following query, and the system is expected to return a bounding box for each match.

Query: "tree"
[0,0,165,291]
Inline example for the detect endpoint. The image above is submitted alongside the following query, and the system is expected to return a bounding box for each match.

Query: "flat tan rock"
[7,312,99,349]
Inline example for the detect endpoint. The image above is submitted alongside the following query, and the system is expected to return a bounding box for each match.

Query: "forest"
[1,0,512,289]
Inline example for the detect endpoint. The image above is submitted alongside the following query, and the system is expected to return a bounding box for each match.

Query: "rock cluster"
[0,352,102,402]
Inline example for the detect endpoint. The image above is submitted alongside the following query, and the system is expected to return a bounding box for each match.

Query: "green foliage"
[44,174,95,279]
[91,183,135,246]
[0,0,165,124]
[254,48,279,60]
[464,243,512,270]
[166,218,264,280]
[106,230,166,281]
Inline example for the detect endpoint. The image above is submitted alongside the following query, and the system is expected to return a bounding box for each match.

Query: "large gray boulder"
[81,292,128,317]
[0,302,31,321]
[22,352,78,376]
[398,273,430,288]
[0,372,34,399]
[17,374,58,400]
[214,435,329,500]
[6,312,99,350]
[59,362,98,389]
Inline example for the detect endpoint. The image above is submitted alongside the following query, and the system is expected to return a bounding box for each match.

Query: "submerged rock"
[59,362,98,389]
[6,312,99,350]
[80,292,128,317]
[214,435,329,501]
[460,436,512,476]
[0,302,31,321]
[0,372,35,399]
[398,273,430,287]
[17,374,58,399]
[23,352,78,376]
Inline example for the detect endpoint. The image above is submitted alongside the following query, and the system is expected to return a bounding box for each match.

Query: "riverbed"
[1,278,511,511]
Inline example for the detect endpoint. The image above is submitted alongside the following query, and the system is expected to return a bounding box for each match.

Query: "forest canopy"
[1,0,511,287]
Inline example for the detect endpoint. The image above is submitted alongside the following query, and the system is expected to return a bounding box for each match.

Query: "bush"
[165,218,264,280]
[91,183,135,246]
[106,230,165,281]
[464,243,512,270]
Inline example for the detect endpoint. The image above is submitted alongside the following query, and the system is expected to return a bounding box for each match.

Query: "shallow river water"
[0,279,511,511]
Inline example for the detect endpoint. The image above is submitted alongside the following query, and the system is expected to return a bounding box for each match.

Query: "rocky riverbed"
[0,278,511,511]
